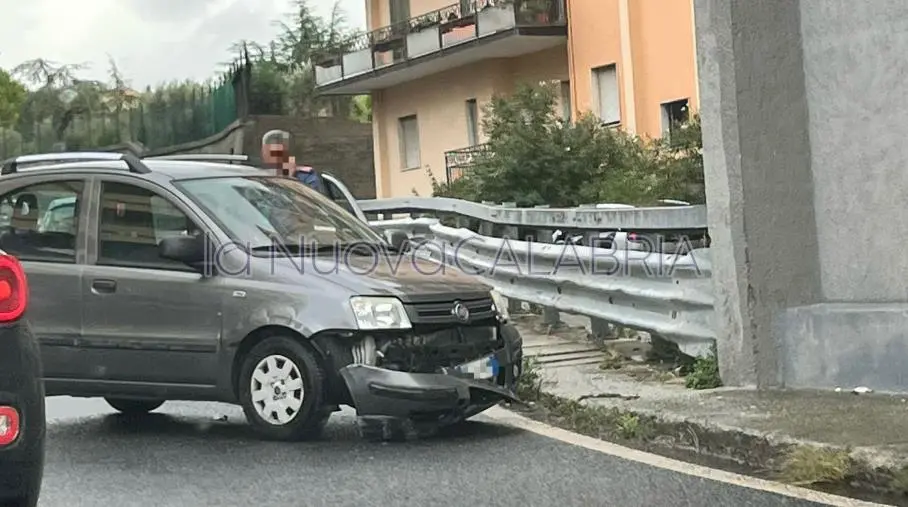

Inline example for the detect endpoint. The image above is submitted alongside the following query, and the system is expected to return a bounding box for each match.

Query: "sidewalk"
[509,313,908,504]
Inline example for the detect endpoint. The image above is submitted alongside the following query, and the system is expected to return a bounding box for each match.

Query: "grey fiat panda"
[0,152,523,441]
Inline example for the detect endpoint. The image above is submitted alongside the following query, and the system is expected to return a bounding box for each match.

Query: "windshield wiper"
[249,243,305,254]
[249,225,307,255]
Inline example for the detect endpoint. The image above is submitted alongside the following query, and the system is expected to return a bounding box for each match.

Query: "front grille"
[406,298,495,324]
[375,324,503,373]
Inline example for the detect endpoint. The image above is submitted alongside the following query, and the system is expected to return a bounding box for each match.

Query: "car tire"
[105,398,165,415]
[238,335,329,441]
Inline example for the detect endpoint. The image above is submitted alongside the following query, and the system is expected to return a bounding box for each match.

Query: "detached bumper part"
[340,362,520,421]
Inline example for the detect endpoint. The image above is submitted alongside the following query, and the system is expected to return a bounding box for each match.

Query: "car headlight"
[349,296,412,330]
[489,290,509,322]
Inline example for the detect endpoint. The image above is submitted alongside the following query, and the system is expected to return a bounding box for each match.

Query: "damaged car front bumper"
[338,322,524,425]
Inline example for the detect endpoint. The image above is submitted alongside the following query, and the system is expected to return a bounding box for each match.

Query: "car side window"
[0,180,84,263]
[97,181,201,270]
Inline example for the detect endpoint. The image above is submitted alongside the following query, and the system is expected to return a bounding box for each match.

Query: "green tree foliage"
[0,56,239,157]
[235,0,371,120]
[0,69,27,127]
[431,82,704,207]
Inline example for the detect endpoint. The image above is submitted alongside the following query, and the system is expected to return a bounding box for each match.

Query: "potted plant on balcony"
[410,13,441,32]
[517,0,552,24]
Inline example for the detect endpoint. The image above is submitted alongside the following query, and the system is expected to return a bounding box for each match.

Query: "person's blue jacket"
[294,166,326,194]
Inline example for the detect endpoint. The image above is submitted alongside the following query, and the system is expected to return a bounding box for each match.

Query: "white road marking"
[483,406,891,507]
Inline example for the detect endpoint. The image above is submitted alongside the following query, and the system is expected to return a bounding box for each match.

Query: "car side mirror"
[159,235,206,269]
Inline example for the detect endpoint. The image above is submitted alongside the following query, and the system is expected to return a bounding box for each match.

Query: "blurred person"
[260,130,326,194]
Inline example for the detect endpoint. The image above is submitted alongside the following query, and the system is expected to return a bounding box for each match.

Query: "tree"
[431,81,705,207]
[13,59,88,143]
[0,69,27,127]
[350,95,372,123]
[235,0,359,117]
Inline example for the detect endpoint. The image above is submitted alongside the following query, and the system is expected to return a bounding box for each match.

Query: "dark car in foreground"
[0,252,44,506]
[0,152,522,442]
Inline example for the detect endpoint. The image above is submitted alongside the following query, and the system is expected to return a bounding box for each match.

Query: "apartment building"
[314,0,699,198]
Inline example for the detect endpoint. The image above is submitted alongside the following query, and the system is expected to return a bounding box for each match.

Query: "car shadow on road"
[50,411,525,446]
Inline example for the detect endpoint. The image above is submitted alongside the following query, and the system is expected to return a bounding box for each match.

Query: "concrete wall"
[145,121,247,157]
[242,115,375,199]
[696,0,908,392]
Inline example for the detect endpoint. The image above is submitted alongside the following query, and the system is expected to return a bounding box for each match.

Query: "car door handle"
[91,279,117,294]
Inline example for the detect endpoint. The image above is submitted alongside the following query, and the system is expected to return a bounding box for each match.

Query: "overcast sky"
[0,0,365,89]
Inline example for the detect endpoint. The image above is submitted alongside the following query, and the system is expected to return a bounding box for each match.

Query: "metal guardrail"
[365,203,715,357]
[358,196,708,231]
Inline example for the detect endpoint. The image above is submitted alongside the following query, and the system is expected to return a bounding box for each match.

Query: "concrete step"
[540,356,604,368]
[524,341,601,356]
[532,350,605,366]
[538,350,605,362]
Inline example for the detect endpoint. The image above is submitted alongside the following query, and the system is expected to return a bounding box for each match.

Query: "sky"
[0,0,365,89]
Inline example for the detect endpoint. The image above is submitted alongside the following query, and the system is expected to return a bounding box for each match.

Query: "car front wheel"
[238,336,330,441]
[105,398,165,415]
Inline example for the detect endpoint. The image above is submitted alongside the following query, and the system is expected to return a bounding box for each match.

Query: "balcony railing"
[444,143,492,182]
[315,0,567,87]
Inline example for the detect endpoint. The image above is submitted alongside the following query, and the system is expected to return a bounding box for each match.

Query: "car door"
[0,175,88,381]
[80,175,225,388]
[321,173,367,222]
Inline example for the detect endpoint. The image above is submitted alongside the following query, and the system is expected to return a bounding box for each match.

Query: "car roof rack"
[1,152,152,175]
[144,154,249,164]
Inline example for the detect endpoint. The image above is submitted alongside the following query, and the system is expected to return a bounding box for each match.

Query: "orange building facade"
[315,0,699,198]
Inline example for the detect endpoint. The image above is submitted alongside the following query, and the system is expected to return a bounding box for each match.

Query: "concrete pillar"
[696,0,908,392]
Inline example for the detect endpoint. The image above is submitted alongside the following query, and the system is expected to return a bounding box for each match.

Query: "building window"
[398,115,421,170]
[559,80,572,121]
[465,99,479,146]
[661,98,690,139]
[592,64,620,125]
[389,0,409,23]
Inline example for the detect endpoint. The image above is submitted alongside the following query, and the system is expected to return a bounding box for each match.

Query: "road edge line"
[483,405,890,507]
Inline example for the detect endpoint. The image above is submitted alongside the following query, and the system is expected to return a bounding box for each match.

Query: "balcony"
[315,0,567,95]
[445,143,491,182]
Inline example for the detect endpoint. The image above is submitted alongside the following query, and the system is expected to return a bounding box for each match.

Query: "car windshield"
[175,176,385,253]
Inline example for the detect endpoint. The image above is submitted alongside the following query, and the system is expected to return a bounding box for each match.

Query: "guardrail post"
[533,211,562,328]
[589,318,616,340]
[506,296,524,315]
[478,220,494,236]
[478,201,498,236]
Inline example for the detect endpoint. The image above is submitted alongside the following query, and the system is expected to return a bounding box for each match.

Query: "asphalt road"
[39,397,836,507]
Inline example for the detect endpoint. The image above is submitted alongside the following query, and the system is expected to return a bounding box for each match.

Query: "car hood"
[267,252,492,303]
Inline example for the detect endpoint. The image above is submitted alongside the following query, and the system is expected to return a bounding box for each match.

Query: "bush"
[432,81,704,207]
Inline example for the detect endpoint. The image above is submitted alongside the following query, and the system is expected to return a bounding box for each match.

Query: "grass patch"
[516,356,544,400]
[779,446,853,486]
[887,466,908,496]
[685,343,722,390]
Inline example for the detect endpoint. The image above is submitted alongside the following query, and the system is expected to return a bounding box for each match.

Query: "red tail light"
[628,233,638,241]
[0,255,27,322]
[0,406,20,446]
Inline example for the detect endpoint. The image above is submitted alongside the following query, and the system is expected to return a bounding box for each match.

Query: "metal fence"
[0,62,248,160]
[363,197,715,357]
[0,82,238,159]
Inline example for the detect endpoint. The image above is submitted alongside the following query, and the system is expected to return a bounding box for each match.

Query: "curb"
[511,387,908,503]
[483,406,888,507]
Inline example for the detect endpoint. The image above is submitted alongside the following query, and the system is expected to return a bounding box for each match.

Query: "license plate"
[454,354,500,380]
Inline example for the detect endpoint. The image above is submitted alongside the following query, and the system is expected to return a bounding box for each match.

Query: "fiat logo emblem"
[452,301,470,323]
